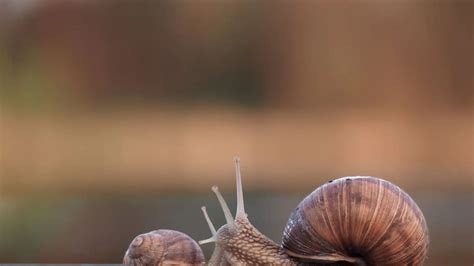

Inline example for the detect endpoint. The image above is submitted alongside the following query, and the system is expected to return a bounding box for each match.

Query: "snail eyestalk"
[201,206,217,235]
[211,186,234,228]
[198,235,217,245]
[234,156,246,218]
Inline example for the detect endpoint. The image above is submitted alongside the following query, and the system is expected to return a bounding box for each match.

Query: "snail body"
[124,158,429,265]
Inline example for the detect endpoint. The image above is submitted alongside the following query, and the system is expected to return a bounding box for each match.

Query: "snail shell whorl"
[282,176,429,266]
[123,229,204,266]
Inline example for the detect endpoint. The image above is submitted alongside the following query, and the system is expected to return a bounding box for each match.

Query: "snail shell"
[123,229,205,266]
[282,176,429,265]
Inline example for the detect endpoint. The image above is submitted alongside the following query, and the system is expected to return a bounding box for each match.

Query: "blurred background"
[0,0,472,265]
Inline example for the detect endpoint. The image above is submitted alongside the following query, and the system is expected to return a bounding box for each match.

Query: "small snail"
[123,229,205,265]
[124,157,429,265]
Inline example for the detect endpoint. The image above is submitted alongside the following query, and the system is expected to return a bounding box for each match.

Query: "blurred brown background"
[0,0,472,265]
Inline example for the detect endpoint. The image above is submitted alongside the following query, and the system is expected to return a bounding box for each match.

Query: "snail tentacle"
[198,205,218,244]
[211,186,235,229]
[201,206,217,235]
[234,156,246,218]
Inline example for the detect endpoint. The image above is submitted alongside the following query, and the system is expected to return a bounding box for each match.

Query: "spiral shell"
[123,229,205,266]
[282,176,429,265]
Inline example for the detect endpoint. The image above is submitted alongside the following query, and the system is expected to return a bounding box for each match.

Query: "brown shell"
[123,229,205,266]
[282,176,429,266]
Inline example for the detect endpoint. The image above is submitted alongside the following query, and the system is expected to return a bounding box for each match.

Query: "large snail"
[124,158,429,265]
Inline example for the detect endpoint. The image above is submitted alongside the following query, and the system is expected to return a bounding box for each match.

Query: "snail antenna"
[211,186,235,228]
[201,206,217,235]
[198,235,217,245]
[234,156,246,218]
[199,206,218,245]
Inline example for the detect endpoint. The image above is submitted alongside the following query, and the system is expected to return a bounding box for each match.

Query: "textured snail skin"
[214,216,295,265]
[282,176,429,266]
[123,229,205,266]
